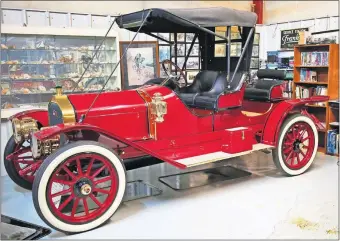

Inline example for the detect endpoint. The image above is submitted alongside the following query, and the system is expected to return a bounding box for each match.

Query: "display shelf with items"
[292,43,339,154]
[1,28,120,109]
[327,100,339,156]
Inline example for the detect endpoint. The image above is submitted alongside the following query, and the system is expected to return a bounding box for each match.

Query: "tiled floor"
[1,152,339,239]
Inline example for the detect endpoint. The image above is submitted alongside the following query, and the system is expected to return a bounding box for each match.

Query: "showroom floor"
[1,151,339,239]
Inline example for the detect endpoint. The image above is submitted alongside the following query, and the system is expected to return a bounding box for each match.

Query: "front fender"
[33,123,186,169]
[262,95,329,146]
[9,109,49,127]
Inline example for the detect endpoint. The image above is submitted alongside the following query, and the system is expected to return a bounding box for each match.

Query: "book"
[300,51,329,66]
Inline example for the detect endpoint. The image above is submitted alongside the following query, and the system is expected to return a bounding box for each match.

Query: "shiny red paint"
[242,100,272,113]
[33,122,186,169]
[270,84,285,100]
[138,86,213,139]
[281,121,315,169]
[68,90,149,141]
[221,127,254,153]
[262,95,329,145]
[27,85,328,169]
[46,153,118,223]
[10,109,49,127]
[217,84,246,109]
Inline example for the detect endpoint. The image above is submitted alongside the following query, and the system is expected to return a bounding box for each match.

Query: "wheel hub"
[74,178,93,197]
[81,184,92,195]
[293,140,302,152]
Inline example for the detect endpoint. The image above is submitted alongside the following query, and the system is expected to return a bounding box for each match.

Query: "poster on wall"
[281,28,309,49]
[120,41,160,88]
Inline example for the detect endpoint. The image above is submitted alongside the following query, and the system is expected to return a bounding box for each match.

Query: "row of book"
[301,51,329,66]
[295,86,327,98]
[327,130,339,155]
[300,68,318,82]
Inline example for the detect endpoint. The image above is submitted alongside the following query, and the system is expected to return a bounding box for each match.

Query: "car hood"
[67,89,146,119]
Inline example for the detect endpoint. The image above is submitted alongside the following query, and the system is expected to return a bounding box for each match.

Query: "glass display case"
[1,32,120,109]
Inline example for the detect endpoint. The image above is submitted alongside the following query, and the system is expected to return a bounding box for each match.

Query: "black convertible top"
[117,7,257,33]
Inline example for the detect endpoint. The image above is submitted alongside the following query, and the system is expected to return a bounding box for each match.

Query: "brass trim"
[50,94,76,124]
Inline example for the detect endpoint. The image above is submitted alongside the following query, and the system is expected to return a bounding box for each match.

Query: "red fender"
[262,96,329,146]
[33,123,186,169]
[9,109,49,127]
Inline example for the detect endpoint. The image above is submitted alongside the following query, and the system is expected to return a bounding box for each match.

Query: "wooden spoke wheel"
[32,141,126,234]
[272,114,318,176]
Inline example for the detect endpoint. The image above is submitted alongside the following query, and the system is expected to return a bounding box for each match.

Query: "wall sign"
[281,28,309,49]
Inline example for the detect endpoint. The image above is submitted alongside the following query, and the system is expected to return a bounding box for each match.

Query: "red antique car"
[4,7,328,234]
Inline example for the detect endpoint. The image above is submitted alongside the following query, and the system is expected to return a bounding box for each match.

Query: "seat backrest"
[226,71,246,92]
[182,70,220,93]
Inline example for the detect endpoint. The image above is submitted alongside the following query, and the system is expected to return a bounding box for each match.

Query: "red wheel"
[4,136,42,190]
[272,114,318,176]
[32,141,126,234]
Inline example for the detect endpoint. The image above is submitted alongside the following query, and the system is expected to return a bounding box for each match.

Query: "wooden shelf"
[295,65,328,68]
[293,44,339,155]
[306,104,327,108]
[294,81,328,85]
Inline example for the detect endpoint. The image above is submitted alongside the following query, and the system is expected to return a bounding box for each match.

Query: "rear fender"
[262,96,329,145]
[9,109,49,127]
[33,123,186,169]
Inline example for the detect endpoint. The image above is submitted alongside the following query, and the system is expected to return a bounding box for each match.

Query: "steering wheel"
[161,59,188,87]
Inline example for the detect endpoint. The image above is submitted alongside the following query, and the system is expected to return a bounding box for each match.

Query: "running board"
[175,143,274,168]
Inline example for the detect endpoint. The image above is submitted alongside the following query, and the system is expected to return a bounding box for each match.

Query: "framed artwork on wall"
[120,41,160,89]
[250,33,260,71]
[156,32,201,80]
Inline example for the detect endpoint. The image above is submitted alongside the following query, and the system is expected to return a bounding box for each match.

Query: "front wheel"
[4,136,40,190]
[32,141,126,234]
[272,114,318,176]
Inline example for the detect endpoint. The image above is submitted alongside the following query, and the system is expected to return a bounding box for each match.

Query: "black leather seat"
[193,71,245,109]
[244,69,284,101]
[178,71,220,106]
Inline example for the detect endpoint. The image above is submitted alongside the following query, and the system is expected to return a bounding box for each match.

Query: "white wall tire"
[272,114,318,176]
[32,141,126,234]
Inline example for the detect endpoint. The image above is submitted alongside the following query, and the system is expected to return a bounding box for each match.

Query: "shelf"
[306,104,327,108]
[1,49,115,51]
[1,63,116,65]
[295,65,328,68]
[1,76,111,82]
[294,81,328,85]
[329,122,339,127]
[295,44,333,48]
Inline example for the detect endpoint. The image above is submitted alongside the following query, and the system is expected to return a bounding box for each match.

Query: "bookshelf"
[293,44,339,154]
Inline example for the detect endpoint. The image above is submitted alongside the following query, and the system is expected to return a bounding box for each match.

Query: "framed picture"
[120,41,160,88]
[177,33,185,42]
[250,58,259,69]
[186,57,199,69]
[231,42,242,57]
[252,45,259,57]
[215,31,226,41]
[214,43,226,57]
[187,44,199,56]
[254,33,260,45]
[159,45,170,62]
[186,70,199,84]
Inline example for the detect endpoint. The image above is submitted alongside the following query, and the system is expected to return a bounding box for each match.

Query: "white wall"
[1,1,143,15]
[264,1,339,24]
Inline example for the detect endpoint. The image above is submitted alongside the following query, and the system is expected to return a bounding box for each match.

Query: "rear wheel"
[4,136,41,190]
[272,114,318,176]
[32,141,126,234]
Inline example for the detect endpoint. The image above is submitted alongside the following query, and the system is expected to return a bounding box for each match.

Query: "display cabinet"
[1,26,120,109]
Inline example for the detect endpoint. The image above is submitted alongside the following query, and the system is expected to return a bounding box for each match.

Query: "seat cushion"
[179,93,196,106]
[244,88,271,101]
[193,94,218,110]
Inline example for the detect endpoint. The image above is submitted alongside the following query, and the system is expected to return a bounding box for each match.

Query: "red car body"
[11,84,328,169]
